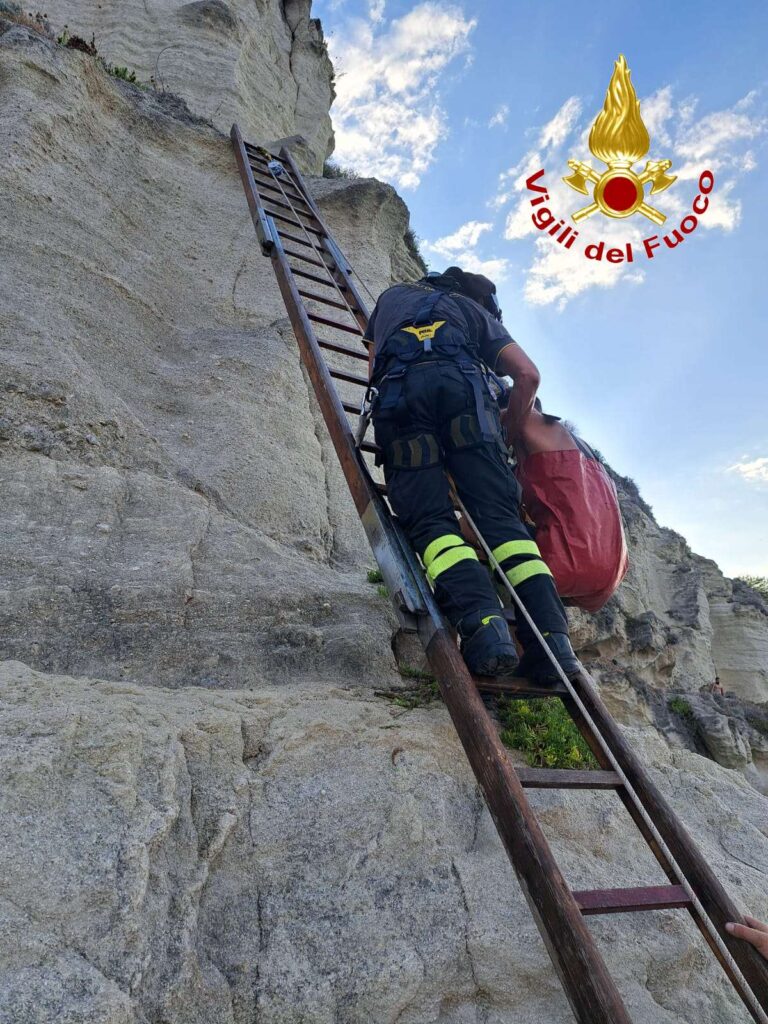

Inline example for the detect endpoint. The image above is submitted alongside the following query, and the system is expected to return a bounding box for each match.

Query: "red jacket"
[516,443,628,612]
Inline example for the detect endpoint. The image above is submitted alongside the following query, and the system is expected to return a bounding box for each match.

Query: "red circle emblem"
[602,175,639,213]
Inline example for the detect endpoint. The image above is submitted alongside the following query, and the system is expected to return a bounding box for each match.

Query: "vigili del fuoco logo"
[526,54,714,263]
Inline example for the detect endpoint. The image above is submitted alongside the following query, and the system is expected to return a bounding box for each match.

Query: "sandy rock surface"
[50,0,335,171]
[1,661,767,1024]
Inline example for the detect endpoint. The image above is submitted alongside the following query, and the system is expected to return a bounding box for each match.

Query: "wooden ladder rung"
[256,190,313,215]
[252,175,306,204]
[342,399,359,415]
[265,208,324,236]
[278,229,321,249]
[475,676,568,698]
[292,266,340,287]
[515,768,622,790]
[308,312,364,336]
[317,337,369,361]
[329,366,368,387]
[573,885,691,916]
[299,288,361,314]
[360,441,380,454]
[283,247,330,269]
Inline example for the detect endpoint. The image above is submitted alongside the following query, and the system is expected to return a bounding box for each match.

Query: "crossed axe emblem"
[563,159,677,225]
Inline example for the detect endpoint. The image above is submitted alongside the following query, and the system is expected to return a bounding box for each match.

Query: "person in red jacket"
[511,399,628,612]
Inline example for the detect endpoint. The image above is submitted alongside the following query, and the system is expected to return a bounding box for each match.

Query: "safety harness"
[371,284,507,462]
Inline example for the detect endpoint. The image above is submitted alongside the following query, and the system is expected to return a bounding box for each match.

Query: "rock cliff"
[1,6,766,1023]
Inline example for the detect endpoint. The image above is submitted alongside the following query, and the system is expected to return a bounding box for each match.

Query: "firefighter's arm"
[494,342,540,441]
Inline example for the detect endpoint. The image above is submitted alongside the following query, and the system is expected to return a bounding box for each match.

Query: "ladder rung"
[256,190,312,215]
[308,312,363,336]
[291,266,339,287]
[278,229,321,249]
[284,247,330,269]
[374,482,388,496]
[515,768,622,790]
[360,441,380,454]
[573,885,691,916]
[251,174,305,204]
[317,338,369,362]
[342,399,358,414]
[249,162,298,190]
[329,366,368,387]
[266,208,324,236]
[299,288,361,314]
[476,677,568,698]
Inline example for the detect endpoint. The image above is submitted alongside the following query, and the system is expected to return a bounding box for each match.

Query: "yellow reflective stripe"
[492,539,541,563]
[481,614,503,626]
[423,533,464,568]
[427,546,478,582]
[505,559,552,587]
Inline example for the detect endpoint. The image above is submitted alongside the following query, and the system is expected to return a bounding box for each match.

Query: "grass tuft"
[499,698,598,770]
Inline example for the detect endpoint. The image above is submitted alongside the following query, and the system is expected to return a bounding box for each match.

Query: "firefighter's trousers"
[372,360,568,647]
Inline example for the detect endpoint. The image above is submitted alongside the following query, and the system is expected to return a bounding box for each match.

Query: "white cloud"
[429,220,493,255]
[423,220,510,280]
[727,457,768,485]
[327,3,476,189]
[488,103,509,129]
[491,87,766,307]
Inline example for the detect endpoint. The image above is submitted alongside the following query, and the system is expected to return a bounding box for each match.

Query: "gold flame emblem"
[563,54,676,224]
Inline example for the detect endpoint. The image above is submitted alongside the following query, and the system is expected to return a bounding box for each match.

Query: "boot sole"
[468,652,520,678]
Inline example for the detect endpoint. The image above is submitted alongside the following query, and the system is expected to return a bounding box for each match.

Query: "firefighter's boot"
[516,632,580,684]
[459,611,519,677]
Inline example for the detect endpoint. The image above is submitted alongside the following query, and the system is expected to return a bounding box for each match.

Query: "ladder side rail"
[231,124,276,255]
[571,671,768,1013]
[279,146,371,331]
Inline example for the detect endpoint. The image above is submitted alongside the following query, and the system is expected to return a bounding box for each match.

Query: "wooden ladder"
[230,125,768,1023]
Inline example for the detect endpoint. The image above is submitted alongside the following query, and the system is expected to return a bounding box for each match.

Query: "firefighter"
[366,266,579,682]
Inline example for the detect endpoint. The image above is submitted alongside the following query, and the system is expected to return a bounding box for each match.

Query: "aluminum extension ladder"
[230,124,768,1024]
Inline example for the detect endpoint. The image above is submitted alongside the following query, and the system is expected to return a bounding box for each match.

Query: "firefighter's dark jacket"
[364,282,515,382]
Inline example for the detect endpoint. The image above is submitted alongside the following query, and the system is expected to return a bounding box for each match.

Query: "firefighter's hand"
[726,916,768,960]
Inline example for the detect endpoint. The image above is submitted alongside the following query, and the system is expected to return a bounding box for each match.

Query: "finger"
[743,916,768,934]
[726,922,767,943]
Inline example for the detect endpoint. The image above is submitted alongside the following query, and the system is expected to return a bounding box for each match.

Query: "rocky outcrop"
[51,0,335,170]
[1,10,767,1024]
[3,660,768,1024]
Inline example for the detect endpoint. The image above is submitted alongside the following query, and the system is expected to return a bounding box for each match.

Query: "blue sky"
[314,0,767,578]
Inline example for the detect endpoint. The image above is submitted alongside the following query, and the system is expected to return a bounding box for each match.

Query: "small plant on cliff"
[499,698,598,770]
[376,667,439,709]
[404,227,428,273]
[322,160,360,180]
[366,568,384,584]
[0,3,52,36]
[738,575,768,600]
[668,695,694,721]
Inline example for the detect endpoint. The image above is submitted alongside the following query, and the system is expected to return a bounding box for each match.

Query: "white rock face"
[51,0,335,170]
[1,661,767,1024]
[1,12,768,1024]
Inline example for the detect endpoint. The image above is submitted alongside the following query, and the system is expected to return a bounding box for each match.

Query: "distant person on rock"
[710,675,724,695]
[365,266,579,682]
[510,398,628,613]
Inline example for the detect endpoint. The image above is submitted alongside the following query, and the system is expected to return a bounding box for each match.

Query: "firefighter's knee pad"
[384,431,442,470]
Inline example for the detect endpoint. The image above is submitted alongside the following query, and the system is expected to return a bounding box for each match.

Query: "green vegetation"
[404,226,428,273]
[738,575,768,600]
[322,160,360,180]
[366,568,384,584]
[668,695,694,721]
[376,585,389,599]
[1,4,51,35]
[499,698,598,770]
